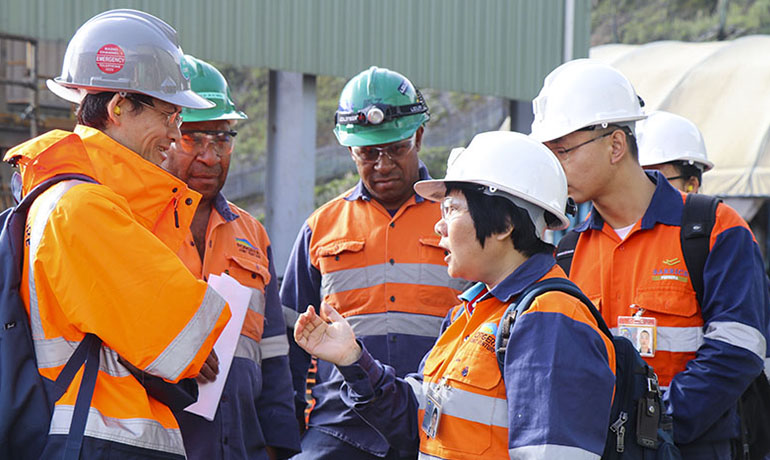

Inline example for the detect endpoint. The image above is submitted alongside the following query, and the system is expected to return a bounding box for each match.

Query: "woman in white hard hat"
[3,9,229,460]
[292,131,616,460]
[636,111,713,193]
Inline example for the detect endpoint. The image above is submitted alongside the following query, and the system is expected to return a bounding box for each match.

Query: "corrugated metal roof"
[0,0,589,100]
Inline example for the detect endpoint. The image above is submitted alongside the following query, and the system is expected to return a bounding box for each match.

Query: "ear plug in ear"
[114,106,121,115]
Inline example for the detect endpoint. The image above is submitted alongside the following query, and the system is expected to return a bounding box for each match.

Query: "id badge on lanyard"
[422,382,450,438]
[617,306,657,357]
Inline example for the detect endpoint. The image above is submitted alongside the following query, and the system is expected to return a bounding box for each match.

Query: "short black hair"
[444,182,554,257]
[76,92,154,130]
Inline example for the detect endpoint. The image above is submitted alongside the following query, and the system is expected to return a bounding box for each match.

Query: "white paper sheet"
[184,273,250,421]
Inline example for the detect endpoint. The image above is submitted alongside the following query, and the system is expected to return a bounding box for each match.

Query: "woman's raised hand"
[293,302,362,366]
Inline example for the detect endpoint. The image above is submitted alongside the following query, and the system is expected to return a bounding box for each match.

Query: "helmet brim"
[530,114,648,143]
[47,79,215,109]
[335,122,422,147]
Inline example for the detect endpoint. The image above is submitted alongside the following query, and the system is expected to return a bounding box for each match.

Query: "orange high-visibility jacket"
[4,125,231,458]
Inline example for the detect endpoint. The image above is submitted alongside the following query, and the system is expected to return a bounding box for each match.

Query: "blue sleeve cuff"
[337,342,384,399]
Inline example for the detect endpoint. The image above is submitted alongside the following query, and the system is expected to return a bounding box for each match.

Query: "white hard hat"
[47,9,213,109]
[414,131,570,242]
[637,111,713,172]
[530,59,646,143]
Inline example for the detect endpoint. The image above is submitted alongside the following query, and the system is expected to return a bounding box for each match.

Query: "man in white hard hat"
[636,110,713,194]
[3,9,230,459]
[531,58,768,459]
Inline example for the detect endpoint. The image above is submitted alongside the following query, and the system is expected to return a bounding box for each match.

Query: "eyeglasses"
[134,99,183,128]
[551,131,613,156]
[440,196,467,222]
[351,136,415,163]
[178,130,237,155]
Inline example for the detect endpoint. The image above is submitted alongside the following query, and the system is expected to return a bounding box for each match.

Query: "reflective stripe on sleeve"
[260,334,290,359]
[704,321,766,360]
[424,381,507,428]
[49,405,185,456]
[406,376,425,409]
[234,335,262,365]
[347,312,444,338]
[612,326,703,352]
[27,180,89,338]
[509,444,601,460]
[144,285,227,381]
[418,453,445,460]
[249,288,266,315]
[283,305,300,330]
[320,263,464,297]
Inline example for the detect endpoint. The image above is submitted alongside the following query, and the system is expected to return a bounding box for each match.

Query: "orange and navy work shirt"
[5,126,231,458]
[569,170,768,445]
[175,194,300,458]
[280,165,466,456]
[337,254,616,460]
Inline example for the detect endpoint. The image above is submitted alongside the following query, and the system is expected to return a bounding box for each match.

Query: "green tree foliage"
[592,0,770,45]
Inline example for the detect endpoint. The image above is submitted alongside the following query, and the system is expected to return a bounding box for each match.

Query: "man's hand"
[196,349,219,384]
[294,302,361,366]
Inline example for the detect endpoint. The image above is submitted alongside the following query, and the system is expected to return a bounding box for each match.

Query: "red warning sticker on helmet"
[95,44,125,74]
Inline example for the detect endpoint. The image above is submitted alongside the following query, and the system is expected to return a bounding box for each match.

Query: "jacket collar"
[576,170,682,233]
[459,253,556,304]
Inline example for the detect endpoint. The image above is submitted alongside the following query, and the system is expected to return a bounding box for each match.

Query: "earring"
[686,185,694,192]
[114,106,121,115]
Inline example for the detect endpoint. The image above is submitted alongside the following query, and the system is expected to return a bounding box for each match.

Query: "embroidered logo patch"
[651,267,689,282]
[662,258,681,266]
[235,237,255,249]
[468,323,498,353]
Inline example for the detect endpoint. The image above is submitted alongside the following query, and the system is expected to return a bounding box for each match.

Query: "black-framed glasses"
[135,99,183,128]
[553,131,614,156]
[178,130,237,154]
[351,136,415,163]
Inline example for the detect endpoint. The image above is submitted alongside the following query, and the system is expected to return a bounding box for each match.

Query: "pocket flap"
[316,239,365,257]
[419,236,443,249]
[228,254,271,283]
[634,288,698,318]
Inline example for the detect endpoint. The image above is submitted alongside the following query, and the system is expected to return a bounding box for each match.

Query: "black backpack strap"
[680,194,720,306]
[555,230,581,276]
[495,277,611,375]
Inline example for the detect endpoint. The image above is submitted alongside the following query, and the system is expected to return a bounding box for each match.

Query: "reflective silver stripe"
[418,453,444,460]
[612,326,704,352]
[27,180,88,338]
[145,285,227,381]
[425,381,507,428]
[764,358,770,380]
[249,288,266,315]
[347,312,444,338]
[283,306,300,330]
[50,405,185,455]
[321,263,462,297]
[33,337,130,377]
[260,334,289,359]
[234,335,262,365]
[407,376,425,409]
[704,321,766,360]
[509,444,600,460]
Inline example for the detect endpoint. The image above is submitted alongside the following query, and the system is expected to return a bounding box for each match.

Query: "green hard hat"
[180,55,247,122]
[334,66,430,147]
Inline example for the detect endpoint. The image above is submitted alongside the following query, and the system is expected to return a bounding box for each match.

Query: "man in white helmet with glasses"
[532,58,768,459]
[3,10,231,459]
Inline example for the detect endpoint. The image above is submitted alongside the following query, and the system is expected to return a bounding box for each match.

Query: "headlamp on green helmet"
[180,54,247,123]
[334,66,430,147]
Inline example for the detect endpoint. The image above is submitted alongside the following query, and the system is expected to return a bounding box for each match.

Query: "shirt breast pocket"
[437,345,503,455]
[316,239,366,273]
[226,253,270,289]
[633,286,699,320]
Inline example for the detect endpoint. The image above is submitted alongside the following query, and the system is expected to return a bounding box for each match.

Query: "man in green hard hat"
[163,55,300,460]
[281,66,466,459]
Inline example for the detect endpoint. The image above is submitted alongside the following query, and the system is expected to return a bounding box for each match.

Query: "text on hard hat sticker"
[95,44,125,74]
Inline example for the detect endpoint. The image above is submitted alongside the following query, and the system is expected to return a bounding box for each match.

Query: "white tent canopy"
[591,36,770,202]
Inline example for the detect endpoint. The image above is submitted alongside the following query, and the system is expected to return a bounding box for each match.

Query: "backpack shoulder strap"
[495,277,611,375]
[555,230,581,276]
[680,194,720,306]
